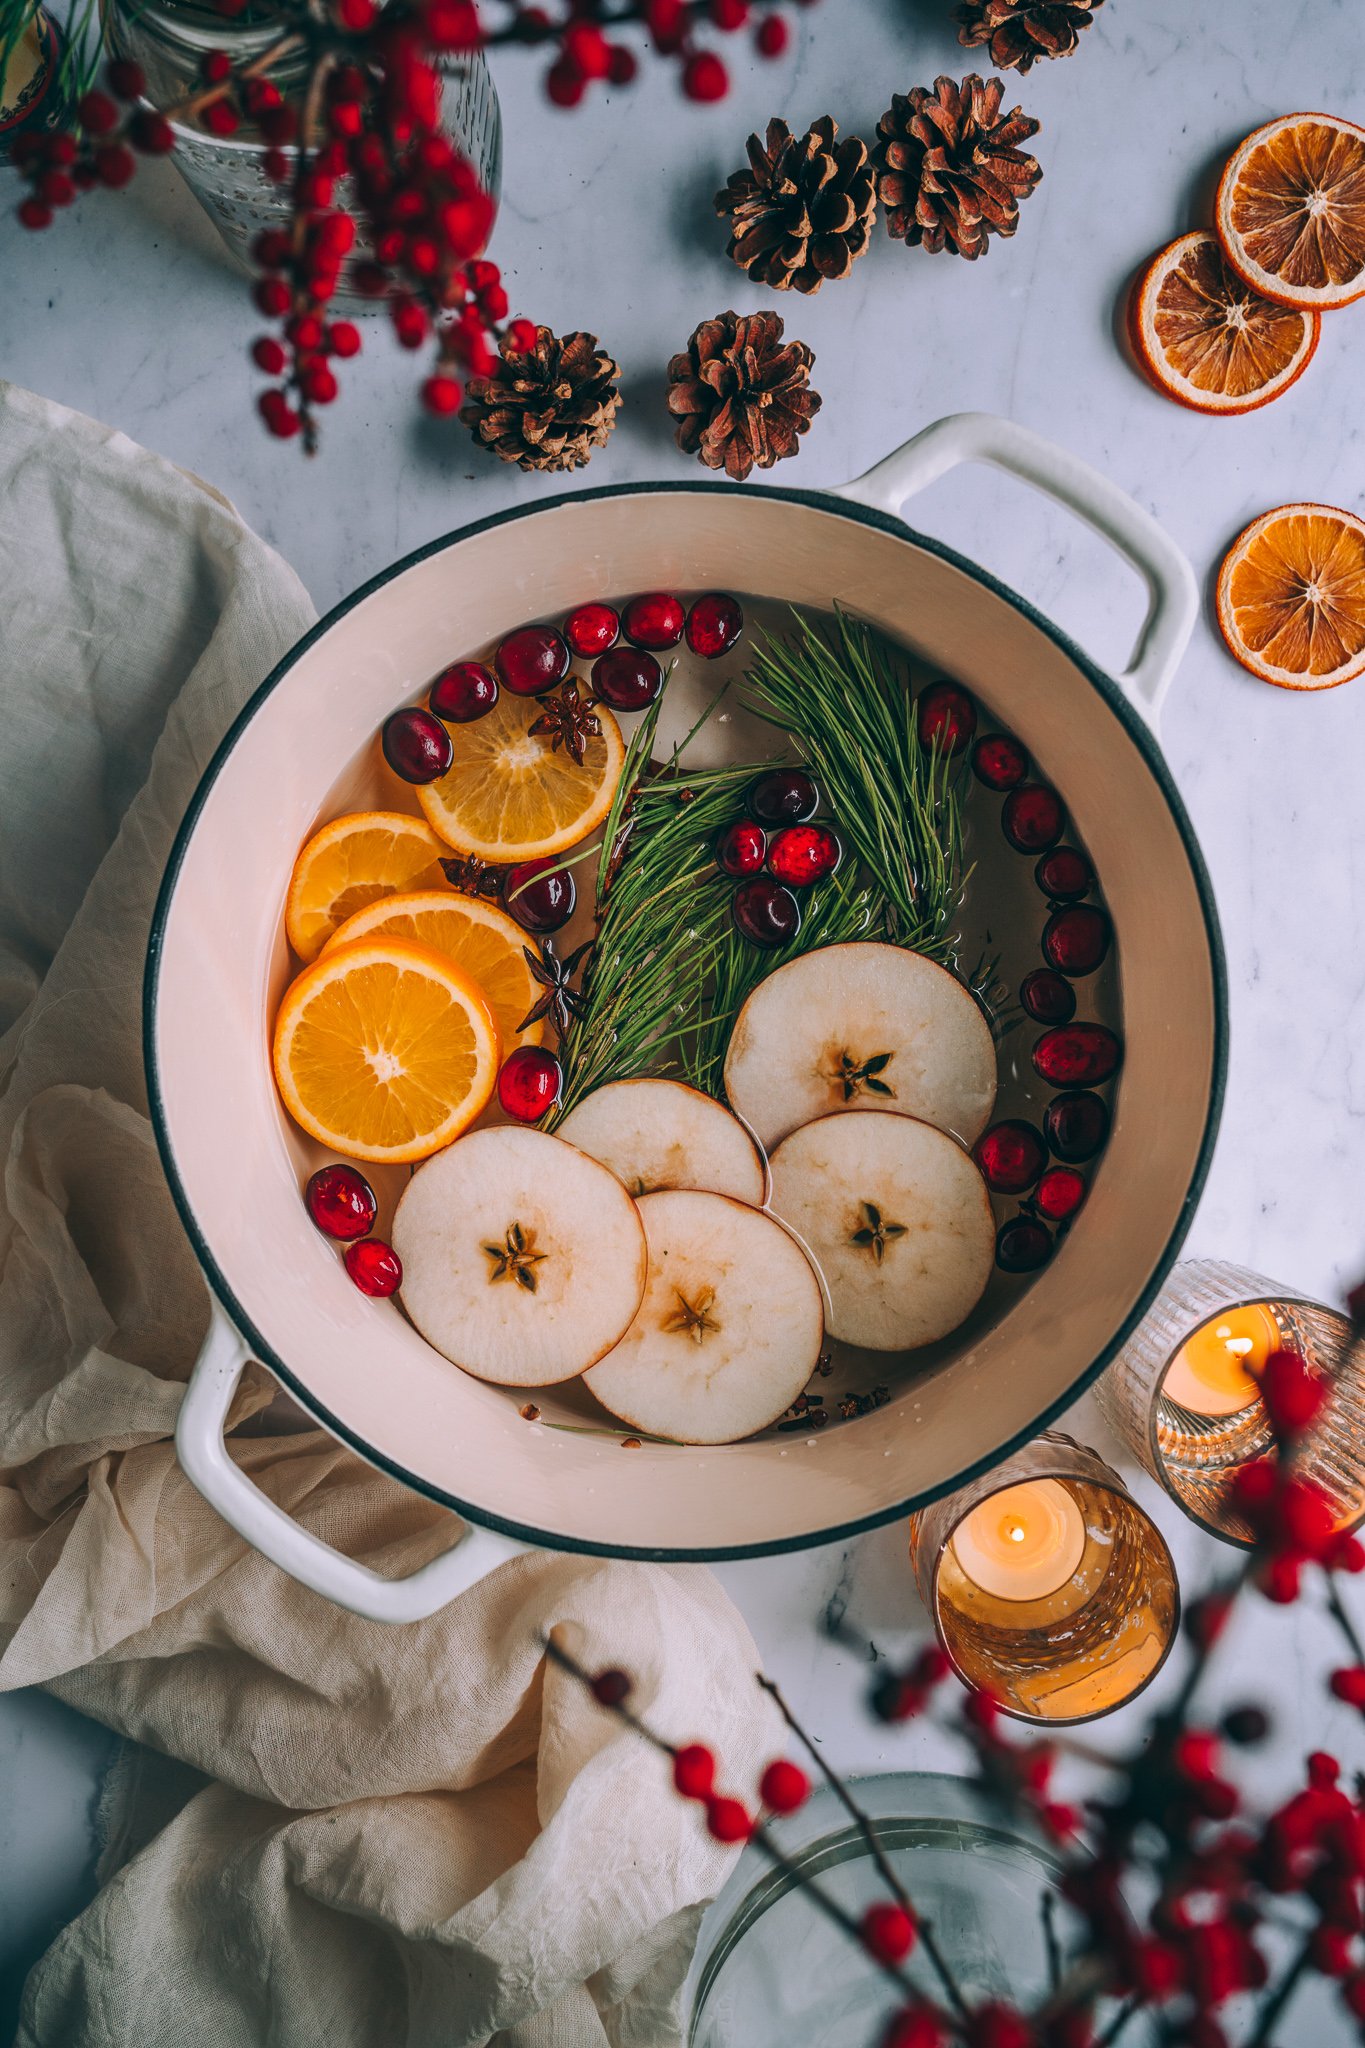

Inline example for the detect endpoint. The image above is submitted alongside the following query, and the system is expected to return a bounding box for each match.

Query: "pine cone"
[666,311,821,483]
[874,74,1041,259]
[956,0,1104,72]
[715,116,876,294]
[460,326,621,473]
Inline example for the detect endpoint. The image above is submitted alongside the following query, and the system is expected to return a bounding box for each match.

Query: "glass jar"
[103,0,502,307]
[1,5,75,163]
[685,1772,1080,2048]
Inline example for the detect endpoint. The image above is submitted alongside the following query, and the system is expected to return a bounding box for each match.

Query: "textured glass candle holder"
[1094,1258,1364,1546]
[686,1773,1078,2048]
[908,1433,1178,1725]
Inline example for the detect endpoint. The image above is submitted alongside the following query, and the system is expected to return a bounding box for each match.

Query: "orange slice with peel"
[285,810,450,963]
[1128,231,1318,414]
[417,689,625,863]
[1216,503,1365,691]
[326,888,547,1052]
[1215,113,1365,310]
[272,937,500,1163]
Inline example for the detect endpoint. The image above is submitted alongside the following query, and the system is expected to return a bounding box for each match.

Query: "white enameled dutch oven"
[146,413,1227,1622]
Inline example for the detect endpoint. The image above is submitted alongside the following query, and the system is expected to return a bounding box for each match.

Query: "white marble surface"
[4,0,1365,2034]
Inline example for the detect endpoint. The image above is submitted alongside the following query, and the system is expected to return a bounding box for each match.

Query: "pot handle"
[176,1300,529,1623]
[831,412,1198,728]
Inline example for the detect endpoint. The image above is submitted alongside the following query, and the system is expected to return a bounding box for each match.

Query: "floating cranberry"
[305,1163,377,1241]
[622,591,685,650]
[498,1045,563,1122]
[1043,904,1112,977]
[716,819,767,877]
[495,625,570,697]
[768,823,840,889]
[592,646,664,711]
[686,591,744,659]
[1036,1165,1087,1223]
[1043,1091,1110,1163]
[1020,968,1076,1026]
[972,733,1028,790]
[750,769,818,824]
[1035,846,1093,902]
[996,1217,1053,1274]
[430,660,498,723]
[505,857,576,933]
[382,706,453,783]
[733,875,801,948]
[917,681,977,755]
[1033,1023,1122,1088]
[344,1237,403,1296]
[1002,783,1065,852]
[974,1120,1047,1195]
[564,602,619,658]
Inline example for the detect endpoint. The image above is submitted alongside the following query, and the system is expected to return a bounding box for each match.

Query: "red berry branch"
[10,0,819,449]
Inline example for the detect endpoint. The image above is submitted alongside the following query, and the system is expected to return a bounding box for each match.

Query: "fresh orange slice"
[417,690,625,862]
[326,889,547,1052]
[285,811,450,963]
[1216,503,1365,691]
[273,937,500,1163]
[1215,113,1365,310]
[1128,231,1319,414]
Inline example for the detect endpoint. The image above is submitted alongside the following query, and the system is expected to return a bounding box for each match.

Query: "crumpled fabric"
[0,382,772,2048]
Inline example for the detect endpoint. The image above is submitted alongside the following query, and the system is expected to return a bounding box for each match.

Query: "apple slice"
[584,1189,823,1444]
[556,1078,765,1204]
[767,1110,994,1352]
[723,941,996,1152]
[393,1125,646,1386]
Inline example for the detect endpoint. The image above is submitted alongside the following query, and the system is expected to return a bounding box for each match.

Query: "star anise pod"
[528,682,602,767]
[519,937,593,1037]
[441,853,505,900]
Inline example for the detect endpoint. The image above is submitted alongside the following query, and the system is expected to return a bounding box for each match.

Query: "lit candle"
[948,1479,1087,1602]
[1161,1302,1281,1418]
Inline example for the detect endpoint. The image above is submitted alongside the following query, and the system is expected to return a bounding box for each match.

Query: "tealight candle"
[949,1479,1086,1602]
[1161,1303,1281,1417]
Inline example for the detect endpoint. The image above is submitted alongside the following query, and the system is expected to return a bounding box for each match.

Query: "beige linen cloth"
[0,381,773,2047]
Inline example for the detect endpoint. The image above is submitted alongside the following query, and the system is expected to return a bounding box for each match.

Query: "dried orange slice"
[285,811,450,963]
[273,937,500,1163]
[1128,231,1319,414]
[1215,113,1365,310]
[1216,503,1365,691]
[417,690,625,863]
[326,889,546,1052]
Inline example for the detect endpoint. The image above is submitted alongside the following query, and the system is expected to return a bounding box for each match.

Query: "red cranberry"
[430,660,498,723]
[972,733,1028,790]
[564,602,619,658]
[382,706,453,783]
[685,592,744,658]
[996,1217,1053,1274]
[750,769,818,824]
[344,1237,403,1296]
[1002,783,1065,852]
[498,1045,563,1122]
[1035,846,1093,901]
[974,1120,1047,1195]
[917,682,976,755]
[505,858,576,933]
[733,876,801,948]
[305,1163,377,1240]
[1036,1165,1087,1223]
[495,625,570,697]
[716,819,767,877]
[768,823,840,889]
[592,646,664,711]
[1043,904,1112,977]
[1019,968,1076,1025]
[1044,1091,1110,1162]
[1033,1024,1122,1088]
[622,591,685,650]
